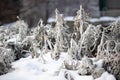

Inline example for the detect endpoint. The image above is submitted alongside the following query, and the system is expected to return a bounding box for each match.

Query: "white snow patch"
[64,16,74,21]
[0,53,116,80]
[47,17,55,23]
[48,16,120,23]
[95,72,116,80]
[89,16,115,22]
[94,59,104,68]
[48,16,74,23]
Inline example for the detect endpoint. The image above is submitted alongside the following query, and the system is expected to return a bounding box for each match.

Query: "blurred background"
[0,0,120,27]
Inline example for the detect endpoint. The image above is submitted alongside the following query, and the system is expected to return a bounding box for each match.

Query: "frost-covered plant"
[28,38,45,63]
[97,32,107,59]
[0,47,15,63]
[63,58,78,70]
[33,19,49,50]
[97,20,120,60]
[30,20,51,63]
[67,38,80,60]
[74,5,88,32]
[73,5,102,58]
[73,5,89,43]
[96,21,120,80]
[17,20,28,41]
[103,54,120,80]
[104,20,120,42]
[0,33,5,45]
[51,43,61,60]
[0,20,29,61]
[77,56,96,75]
[115,42,120,54]
[21,36,34,50]
[0,47,15,75]
[78,24,102,57]
[106,40,116,57]
[30,41,39,58]
[51,9,70,60]
[55,9,70,50]
[0,27,15,47]
[92,68,105,79]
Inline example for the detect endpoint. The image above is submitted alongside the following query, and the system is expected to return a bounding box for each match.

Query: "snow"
[69,71,94,80]
[0,53,64,80]
[47,17,55,23]
[64,16,74,21]
[48,16,74,23]
[48,16,120,23]
[95,72,116,80]
[0,53,116,80]
[94,59,104,68]
[6,37,18,43]
[89,16,116,22]
[59,69,94,80]
[1,22,17,28]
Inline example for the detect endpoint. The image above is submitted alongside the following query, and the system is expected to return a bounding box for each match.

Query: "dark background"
[0,0,120,27]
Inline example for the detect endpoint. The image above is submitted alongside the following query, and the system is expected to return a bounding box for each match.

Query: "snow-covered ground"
[47,16,73,23]
[0,52,116,80]
[48,16,120,23]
